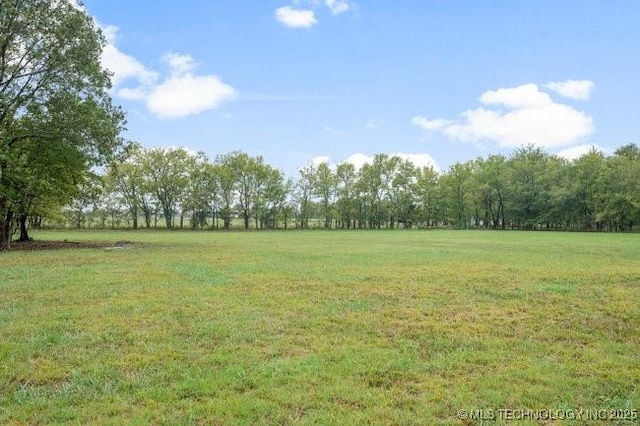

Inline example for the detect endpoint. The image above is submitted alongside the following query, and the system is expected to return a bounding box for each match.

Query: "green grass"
[1,230,638,425]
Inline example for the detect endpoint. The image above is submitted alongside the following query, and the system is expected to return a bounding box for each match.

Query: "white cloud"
[414,83,594,149]
[555,144,602,161]
[276,7,317,28]
[544,80,594,101]
[117,87,147,101]
[100,24,118,44]
[326,0,350,14]
[480,83,552,108]
[99,26,158,87]
[98,26,235,119]
[163,52,196,76]
[309,155,331,167]
[340,152,439,172]
[146,75,234,119]
[146,71,236,119]
[412,117,452,131]
[393,153,440,172]
[444,104,593,148]
[342,153,372,170]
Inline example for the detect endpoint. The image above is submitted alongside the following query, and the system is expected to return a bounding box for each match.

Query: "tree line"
[36,143,640,234]
[2,1,639,250]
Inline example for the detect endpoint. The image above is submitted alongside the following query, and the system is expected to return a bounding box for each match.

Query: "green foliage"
[68,144,640,232]
[141,147,204,229]
[334,162,358,228]
[0,0,125,249]
[597,146,640,230]
[311,162,337,228]
[104,144,149,229]
[472,155,508,229]
[295,163,316,228]
[216,151,286,230]
[439,162,473,228]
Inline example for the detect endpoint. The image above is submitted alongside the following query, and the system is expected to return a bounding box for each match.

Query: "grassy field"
[0,230,638,425]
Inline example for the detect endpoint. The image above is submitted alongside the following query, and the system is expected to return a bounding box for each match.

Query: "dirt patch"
[8,240,137,251]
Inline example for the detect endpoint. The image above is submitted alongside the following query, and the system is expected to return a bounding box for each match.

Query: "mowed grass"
[0,230,638,425]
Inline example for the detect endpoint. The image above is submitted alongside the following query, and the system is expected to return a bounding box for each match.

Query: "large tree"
[141,147,202,229]
[0,0,125,249]
[212,156,237,230]
[334,162,357,228]
[356,154,395,229]
[104,144,151,229]
[295,163,315,229]
[439,162,473,228]
[597,144,640,231]
[414,165,440,227]
[505,146,558,229]
[473,155,508,229]
[389,159,418,229]
[183,162,217,229]
[550,149,605,230]
[253,165,286,229]
[215,151,276,230]
[310,162,336,229]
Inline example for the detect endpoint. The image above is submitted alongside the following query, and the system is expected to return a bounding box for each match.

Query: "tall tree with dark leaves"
[0,0,125,249]
[597,144,640,231]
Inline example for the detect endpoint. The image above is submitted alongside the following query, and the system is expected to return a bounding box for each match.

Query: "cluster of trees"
[0,0,125,250]
[97,146,288,231]
[47,143,640,234]
[2,2,639,249]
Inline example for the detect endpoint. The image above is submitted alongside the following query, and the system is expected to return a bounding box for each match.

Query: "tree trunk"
[75,209,83,229]
[163,206,173,229]
[18,213,31,241]
[1,208,14,250]
[191,210,198,229]
[131,206,138,229]
[0,162,10,249]
[243,213,249,230]
[143,207,152,228]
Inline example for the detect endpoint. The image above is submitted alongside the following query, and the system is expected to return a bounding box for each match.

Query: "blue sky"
[83,0,640,175]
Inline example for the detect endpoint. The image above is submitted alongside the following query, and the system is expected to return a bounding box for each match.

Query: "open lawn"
[1,230,638,425]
